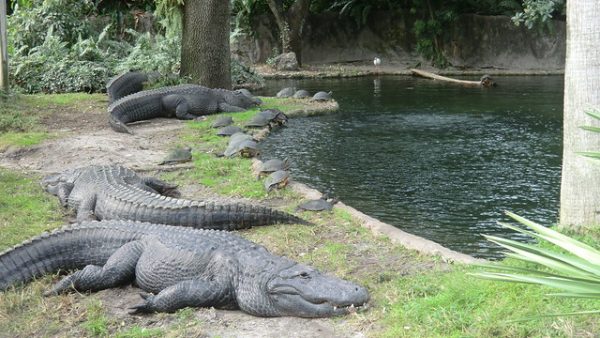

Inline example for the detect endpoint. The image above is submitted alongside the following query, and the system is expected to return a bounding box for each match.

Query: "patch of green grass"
[378,262,600,337]
[21,93,106,107]
[82,300,109,337]
[0,169,65,250]
[115,326,164,338]
[0,131,53,151]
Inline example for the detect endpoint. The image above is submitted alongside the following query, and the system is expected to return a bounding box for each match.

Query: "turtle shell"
[216,125,243,136]
[229,132,254,144]
[276,87,296,98]
[212,116,234,128]
[311,91,333,101]
[258,158,290,175]
[245,114,271,128]
[257,109,288,125]
[297,199,334,211]
[224,139,259,158]
[159,146,192,165]
[264,170,290,191]
[293,89,311,99]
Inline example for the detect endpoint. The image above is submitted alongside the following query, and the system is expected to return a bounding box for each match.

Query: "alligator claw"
[129,294,156,314]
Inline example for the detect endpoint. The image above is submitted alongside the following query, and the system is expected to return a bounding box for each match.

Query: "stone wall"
[235,12,565,70]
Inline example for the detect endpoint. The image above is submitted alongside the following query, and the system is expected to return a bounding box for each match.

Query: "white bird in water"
[373,56,381,73]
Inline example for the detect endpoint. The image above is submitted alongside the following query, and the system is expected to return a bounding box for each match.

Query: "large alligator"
[108,84,261,133]
[106,71,149,104]
[0,220,369,317]
[42,165,307,230]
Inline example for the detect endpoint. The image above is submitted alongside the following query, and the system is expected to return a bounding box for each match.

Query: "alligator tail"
[108,114,133,134]
[0,223,139,291]
[202,203,312,230]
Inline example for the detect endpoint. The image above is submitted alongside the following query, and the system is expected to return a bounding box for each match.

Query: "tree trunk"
[0,0,8,93]
[181,0,231,89]
[266,0,310,65]
[559,1,600,229]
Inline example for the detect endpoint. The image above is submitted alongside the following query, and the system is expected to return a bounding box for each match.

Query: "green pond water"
[258,75,563,259]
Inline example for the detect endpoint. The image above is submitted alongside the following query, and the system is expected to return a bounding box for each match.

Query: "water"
[257,76,563,259]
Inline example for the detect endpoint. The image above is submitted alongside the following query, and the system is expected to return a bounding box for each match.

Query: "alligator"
[106,71,149,104]
[41,165,307,230]
[108,84,261,133]
[0,220,370,317]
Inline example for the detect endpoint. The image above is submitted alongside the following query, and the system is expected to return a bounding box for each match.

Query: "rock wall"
[236,12,565,70]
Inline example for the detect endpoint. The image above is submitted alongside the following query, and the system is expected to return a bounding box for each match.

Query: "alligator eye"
[299,272,309,278]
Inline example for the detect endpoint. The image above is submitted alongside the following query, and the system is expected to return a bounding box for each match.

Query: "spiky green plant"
[472,211,600,316]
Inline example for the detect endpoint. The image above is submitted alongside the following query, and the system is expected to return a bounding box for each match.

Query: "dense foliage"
[7,0,262,93]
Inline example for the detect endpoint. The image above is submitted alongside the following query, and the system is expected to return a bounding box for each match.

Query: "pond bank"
[254,63,564,81]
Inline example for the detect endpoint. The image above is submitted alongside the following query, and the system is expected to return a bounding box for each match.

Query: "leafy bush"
[8,0,95,54]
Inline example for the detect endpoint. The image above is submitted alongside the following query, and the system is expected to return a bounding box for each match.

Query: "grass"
[0,93,599,337]
[0,92,105,150]
[0,169,65,250]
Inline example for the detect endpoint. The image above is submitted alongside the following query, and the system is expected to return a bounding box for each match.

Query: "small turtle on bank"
[229,132,254,144]
[212,116,234,128]
[224,139,260,158]
[293,89,311,99]
[159,146,192,165]
[264,170,290,192]
[310,91,333,102]
[257,158,290,177]
[258,109,289,126]
[296,198,337,212]
[276,87,296,98]
[245,114,272,128]
[216,125,243,136]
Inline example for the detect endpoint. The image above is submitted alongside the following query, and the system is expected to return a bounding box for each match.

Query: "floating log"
[410,69,495,87]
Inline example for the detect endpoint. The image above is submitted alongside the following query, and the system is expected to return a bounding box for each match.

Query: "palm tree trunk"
[560,1,600,229]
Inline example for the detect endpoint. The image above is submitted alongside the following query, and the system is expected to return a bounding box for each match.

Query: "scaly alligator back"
[0,223,142,290]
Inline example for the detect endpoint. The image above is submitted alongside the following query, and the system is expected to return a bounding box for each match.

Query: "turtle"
[276,87,296,98]
[256,158,290,177]
[264,170,290,192]
[159,146,192,165]
[310,91,333,102]
[229,132,254,144]
[257,109,289,126]
[216,125,243,136]
[224,139,260,158]
[480,74,496,88]
[293,89,311,99]
[296,198,336,212]
[212,116,234,128]
[245,114,272,128]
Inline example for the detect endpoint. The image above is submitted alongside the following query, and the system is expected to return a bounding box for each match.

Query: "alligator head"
[238,259,369,317]
[40,169,80,203]
[223,90,261,109]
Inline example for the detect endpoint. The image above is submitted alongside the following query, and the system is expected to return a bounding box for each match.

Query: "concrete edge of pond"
[289,181,484,265]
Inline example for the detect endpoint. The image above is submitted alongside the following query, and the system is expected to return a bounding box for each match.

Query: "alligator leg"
[54,182,74,207]
[45,241,145,295]
[163,94,197,120]
[218,103,245,112]
[129,279,235,313]
[129,250,236,313]
[141,177,180,198]
[76,194,98,223]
